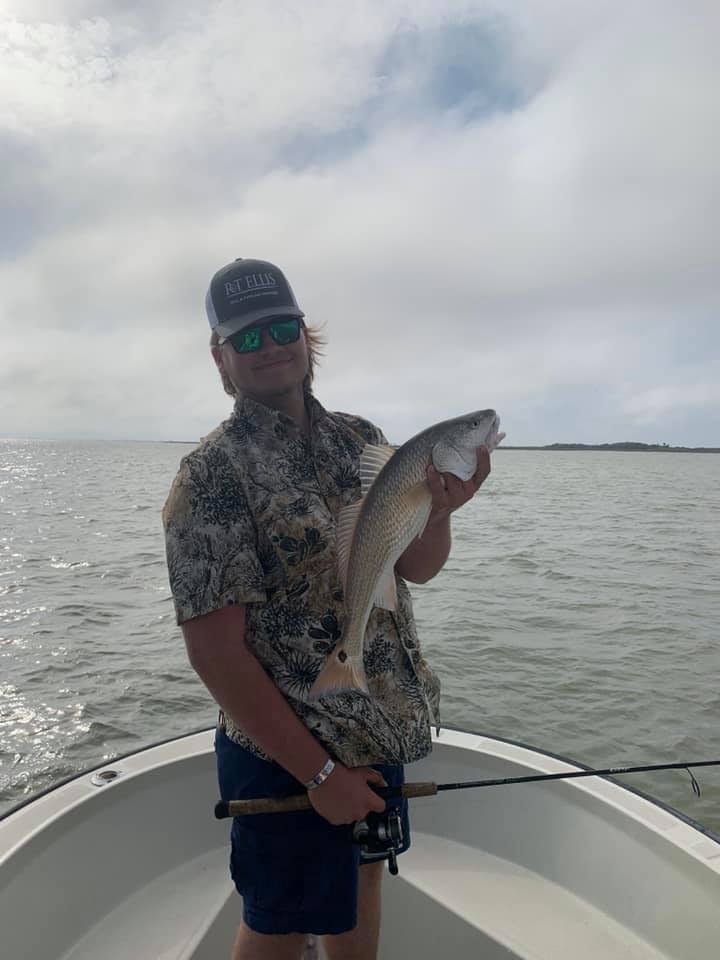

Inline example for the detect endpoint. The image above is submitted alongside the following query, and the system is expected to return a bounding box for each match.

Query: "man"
[162,258,491,960]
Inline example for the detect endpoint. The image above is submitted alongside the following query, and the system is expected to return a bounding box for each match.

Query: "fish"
[307,409,505,700]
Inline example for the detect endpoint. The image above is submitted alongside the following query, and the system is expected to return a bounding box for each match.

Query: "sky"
[1,0,718,446]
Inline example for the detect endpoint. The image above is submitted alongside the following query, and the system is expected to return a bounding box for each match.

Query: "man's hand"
[426,444,491,526]
[396,446,492,584]
[308,764,387,825]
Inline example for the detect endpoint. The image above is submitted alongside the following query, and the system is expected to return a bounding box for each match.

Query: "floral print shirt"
[162,391,440,767]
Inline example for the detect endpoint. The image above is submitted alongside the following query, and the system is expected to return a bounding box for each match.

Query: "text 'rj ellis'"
[224,273,278,297]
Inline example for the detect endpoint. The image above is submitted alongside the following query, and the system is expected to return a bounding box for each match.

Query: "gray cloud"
[1,1,718,446]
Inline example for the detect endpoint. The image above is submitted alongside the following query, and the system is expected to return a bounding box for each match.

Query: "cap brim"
[215,306,305,337]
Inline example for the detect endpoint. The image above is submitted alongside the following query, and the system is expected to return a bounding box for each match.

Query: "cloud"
[1,1,718,444]
[624,382,720,424]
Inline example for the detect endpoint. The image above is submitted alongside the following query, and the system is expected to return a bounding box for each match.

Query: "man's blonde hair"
[210,321,327,398]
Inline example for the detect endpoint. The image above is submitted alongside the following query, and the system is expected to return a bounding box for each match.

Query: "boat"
[1,726,719,958]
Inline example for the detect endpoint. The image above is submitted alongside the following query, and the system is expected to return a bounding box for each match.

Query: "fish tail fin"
[307,652,369,701]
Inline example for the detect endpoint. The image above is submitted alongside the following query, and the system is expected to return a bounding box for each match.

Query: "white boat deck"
[383,832,667,959]
[58,847,235,960]
[52,832,671,960]
[2,729,719,960]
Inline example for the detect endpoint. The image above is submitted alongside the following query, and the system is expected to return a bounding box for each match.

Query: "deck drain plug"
[90,770,122,787]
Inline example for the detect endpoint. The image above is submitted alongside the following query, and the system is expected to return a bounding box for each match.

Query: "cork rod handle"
[214,781,438,819]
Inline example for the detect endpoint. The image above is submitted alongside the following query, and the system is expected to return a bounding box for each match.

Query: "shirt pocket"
[254,486,338,577]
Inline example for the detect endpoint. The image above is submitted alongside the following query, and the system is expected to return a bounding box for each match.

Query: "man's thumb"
[364,768,388,810]
[365,768,387,787]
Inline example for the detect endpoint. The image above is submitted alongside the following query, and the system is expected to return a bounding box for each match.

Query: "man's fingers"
[428,445,491,511]
[474,446,491,485]
[427,465,448,500]
[365,768,387,787]
[443,473,465,500]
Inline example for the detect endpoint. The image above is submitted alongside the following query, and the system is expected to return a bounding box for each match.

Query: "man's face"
[212,318,310,402]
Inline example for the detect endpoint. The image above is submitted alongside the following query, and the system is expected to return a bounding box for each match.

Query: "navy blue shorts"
[215,729,411,935]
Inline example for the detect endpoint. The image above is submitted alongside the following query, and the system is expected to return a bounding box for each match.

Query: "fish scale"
[344,470,431,658]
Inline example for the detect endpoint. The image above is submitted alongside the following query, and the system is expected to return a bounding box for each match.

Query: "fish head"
[431,409,505,480]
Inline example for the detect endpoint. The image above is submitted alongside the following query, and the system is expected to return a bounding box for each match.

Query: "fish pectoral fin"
[372,565,398,611]
[336,499,363,591]
[359,443,396,497]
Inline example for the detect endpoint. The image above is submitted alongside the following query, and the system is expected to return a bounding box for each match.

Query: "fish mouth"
[494,417,503,443]
[474,413,501,446]
[488,414,505,448]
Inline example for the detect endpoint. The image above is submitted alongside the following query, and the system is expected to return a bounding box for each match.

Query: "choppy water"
[1,439,719,834]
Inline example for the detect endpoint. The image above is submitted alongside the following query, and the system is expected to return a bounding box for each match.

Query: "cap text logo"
[225,272,277,297]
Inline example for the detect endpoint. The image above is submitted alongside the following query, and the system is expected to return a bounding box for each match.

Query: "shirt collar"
[231,389,328,439]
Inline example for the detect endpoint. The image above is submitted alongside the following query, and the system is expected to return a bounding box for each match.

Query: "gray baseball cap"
[205,258,305,336]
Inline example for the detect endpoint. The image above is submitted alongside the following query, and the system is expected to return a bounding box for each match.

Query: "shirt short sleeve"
[162,445,267,625]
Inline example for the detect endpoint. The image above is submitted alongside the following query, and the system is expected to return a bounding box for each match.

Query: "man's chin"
[250,378,300,401]
[254,364,307,393]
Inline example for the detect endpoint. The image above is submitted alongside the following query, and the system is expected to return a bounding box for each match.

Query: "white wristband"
[304,758,336,791]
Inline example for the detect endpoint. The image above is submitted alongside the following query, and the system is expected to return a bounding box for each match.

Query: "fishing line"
[686,766,702,798]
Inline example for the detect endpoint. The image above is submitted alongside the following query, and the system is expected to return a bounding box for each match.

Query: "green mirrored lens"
[269,319,300,345]
[226,318,300,353]
[229,328,261,352]
[243,328,263,351]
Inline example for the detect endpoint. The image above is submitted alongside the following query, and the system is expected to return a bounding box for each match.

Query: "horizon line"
[1,436,719,451]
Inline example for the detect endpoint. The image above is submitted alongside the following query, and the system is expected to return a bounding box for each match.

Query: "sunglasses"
[218,317,302,354]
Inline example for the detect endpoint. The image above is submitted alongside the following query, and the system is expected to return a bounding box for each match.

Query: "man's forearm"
[188,634,332,783]
[395,512,452,583]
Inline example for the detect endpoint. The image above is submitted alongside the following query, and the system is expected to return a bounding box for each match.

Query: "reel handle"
[214,781,438,819]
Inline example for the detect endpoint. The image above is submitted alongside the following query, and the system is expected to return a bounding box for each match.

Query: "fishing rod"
[214,758,720,820]
[214,758,720,876]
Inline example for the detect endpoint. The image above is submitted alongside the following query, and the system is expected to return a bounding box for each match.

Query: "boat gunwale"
[1,723,718,850]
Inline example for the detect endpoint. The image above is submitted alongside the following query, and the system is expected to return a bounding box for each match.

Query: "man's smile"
[254,357,293,370]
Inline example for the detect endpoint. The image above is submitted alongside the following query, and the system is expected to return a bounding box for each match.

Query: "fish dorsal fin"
[359,444,396,497]
[336,499,363,591]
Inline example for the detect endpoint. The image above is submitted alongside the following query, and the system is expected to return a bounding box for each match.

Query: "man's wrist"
[304,757,336,791]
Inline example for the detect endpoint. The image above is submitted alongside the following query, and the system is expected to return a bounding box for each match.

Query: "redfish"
[308,410,505,700]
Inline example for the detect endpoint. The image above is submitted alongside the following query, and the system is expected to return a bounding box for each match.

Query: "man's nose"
[258,328,281,350]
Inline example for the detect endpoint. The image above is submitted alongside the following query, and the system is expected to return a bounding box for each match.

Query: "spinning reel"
[351,808,404,876]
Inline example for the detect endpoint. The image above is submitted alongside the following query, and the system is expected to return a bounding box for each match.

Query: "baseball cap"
[205,258,305,337]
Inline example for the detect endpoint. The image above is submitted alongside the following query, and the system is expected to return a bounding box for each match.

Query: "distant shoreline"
[159,440,720,452]
[499,443,720,453]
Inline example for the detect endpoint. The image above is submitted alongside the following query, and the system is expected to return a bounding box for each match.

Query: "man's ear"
[211,344,225,373]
